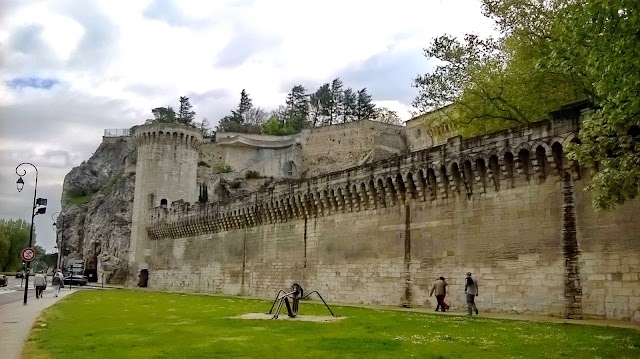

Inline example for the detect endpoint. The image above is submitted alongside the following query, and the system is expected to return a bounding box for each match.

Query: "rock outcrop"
[60,137,135,283]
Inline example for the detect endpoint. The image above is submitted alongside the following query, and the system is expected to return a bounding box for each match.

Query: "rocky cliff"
[60,137,135,283]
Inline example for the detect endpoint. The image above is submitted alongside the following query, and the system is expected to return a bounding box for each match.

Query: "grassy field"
[24,290,640,359]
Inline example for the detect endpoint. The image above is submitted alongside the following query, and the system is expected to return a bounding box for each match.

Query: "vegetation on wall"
[214,164,233,174]
[245,170,261,179]
[412,0,640,210]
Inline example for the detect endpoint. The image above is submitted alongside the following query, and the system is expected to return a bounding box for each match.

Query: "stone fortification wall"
[142,115,640,322]
[300,120,405,177]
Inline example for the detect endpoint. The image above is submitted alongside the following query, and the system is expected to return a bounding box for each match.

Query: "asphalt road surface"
[0,276,47,306]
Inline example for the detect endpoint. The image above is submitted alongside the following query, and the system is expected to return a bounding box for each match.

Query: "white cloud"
[0,0,496,251]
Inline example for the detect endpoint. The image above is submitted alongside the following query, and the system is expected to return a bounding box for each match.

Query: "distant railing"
[104,128,132,137]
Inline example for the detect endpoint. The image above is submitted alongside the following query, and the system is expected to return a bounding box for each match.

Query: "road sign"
[20,247,36,262]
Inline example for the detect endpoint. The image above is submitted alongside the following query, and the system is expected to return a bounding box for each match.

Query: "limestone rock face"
[60,137,135,283]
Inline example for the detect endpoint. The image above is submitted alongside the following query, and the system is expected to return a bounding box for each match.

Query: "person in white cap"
[465,272,479,315]
[52,269,64,297]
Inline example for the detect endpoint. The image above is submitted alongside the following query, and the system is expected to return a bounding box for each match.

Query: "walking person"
[465,272,479,315]
[34,270,46,299]
[52,269,64,297]
[430,276,449,312]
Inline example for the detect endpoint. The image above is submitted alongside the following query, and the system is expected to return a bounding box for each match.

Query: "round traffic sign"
[21,247,36,262]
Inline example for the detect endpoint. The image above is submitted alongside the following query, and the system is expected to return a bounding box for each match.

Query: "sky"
[0,0,496,253]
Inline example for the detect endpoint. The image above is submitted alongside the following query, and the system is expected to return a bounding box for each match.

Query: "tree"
[0,219,30,272]
[342,88,357,123]
[284,85,309,131]
[356,88,376,120]
[309,83,331,127]
[216,90,255,133]
[330,78,344,124]
[413,0,639,209]
[151,107,176,123]
[177,96,196,125]
[193,118,211,137]
[234,89,253,120]
[373,107,402,125]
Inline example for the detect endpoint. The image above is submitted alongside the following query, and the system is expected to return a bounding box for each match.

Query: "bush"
[245,170,261,179]
[229,180,242,189]
[198,161,210,167]
[215,164,232,174]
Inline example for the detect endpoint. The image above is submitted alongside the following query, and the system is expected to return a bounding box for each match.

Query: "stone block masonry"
[139,115,640,322]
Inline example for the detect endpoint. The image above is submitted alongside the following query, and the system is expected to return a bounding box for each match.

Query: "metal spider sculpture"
[267,283,336,319]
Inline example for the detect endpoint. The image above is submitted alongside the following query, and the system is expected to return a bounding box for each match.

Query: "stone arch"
[427,168,437,200]
[504,152,515,188]
[366,180,376,209]
[489,155,500,191]
[386,176,397,206]
[535,145,548,181]
[351,184,361,211]
[451,162,463,195]
[552,142,564,176]
[405,172,418,200]
[518,148,531,181]
[463,160,474,197]
[160,198,168,207]
[336,187,345,212]
[475,158,487,192]
[416,169,427,200]
[377,178,387,207]
[439,165,449,198]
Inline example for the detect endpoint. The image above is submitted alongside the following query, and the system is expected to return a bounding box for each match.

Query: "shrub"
[197,161,210,167]
[229,180,242,189]
[215,164,232,174]
[245,170,261,179]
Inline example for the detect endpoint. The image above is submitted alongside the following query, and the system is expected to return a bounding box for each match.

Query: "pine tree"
[330,78,344,124]
[342,88,357,123]
[151,106,176,123]
[232,89,253,123]
[285,85,309,131]
[310,83,331,127]
[356,88,376,120]
[177,96,196,125]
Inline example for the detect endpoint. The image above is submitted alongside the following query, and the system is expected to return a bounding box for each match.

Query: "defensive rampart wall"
[143,115,640,322]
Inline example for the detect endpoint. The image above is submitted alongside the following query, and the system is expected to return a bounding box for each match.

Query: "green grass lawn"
[24,290,640,359]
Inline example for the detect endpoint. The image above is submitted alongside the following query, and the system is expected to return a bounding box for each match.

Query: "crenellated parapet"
[147,115,585,240]
[133,123,202,150]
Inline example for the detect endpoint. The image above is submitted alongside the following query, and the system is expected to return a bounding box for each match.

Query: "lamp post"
[52,211,65,271]
[16,162,47,305]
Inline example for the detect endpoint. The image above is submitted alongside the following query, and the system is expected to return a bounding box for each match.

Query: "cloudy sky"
[0,0,495,252]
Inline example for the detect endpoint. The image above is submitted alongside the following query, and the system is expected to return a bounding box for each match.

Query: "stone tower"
[129,123,202,276]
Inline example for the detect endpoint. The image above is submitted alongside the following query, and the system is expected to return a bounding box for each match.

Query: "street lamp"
[16,162,47,305]
[52,211,65,271]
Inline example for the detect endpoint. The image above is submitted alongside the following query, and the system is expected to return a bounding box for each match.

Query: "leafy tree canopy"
[413,0,640,210]
[0,219,31,272]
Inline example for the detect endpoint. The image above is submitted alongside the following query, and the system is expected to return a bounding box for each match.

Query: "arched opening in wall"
[336,188,345,211]
[351,184,360,211]
[377,178,387,207]
[476,158,487,192]
[321,190,329,214]
[518,149,531,182]
[342,187,352,211]
[463,160,474,198]
[359,183,367,209]
[451,163,462,195]
[535,146,548,182]
[160,198,168,207]
[417,169,427,199]
[329,189,337,211]
[427,168,438,200]
[552,142,564,176]
[396,173,407,202]
[439,165,449,198]
[283,161,296,177]
[405,172,417,200]
[366,181,376,208]
[386,177,397,205]
[489,155,501,191]
[504,152,515,188]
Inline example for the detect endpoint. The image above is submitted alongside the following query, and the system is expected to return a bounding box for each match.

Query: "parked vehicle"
[0,274,7,286]
[63,275,88,286]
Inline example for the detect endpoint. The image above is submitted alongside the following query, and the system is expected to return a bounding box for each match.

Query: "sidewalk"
[0,286,76,359]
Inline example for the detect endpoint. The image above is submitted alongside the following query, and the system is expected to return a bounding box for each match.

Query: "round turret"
[129,123,203,271]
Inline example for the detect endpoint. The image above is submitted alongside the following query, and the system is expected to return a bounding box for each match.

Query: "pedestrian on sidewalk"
[51,269,64,298]
[465,272,479,316]
[34,271,46,299]
[430,276,449,312]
